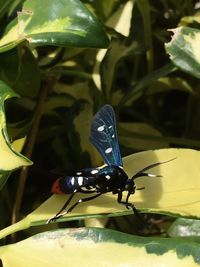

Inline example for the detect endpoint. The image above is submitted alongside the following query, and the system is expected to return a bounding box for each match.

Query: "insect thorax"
[91,165,129,193]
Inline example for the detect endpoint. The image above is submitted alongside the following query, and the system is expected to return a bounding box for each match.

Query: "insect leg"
[47,190,77,224]
[67,193,102,213]
[117,191,138,213]
[51,193,102,221]
[117,191,150,230]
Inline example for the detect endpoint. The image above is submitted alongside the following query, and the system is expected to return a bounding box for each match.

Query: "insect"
[47,105,173,224]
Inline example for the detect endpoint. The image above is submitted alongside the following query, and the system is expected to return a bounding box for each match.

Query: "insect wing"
[89,105,123,167]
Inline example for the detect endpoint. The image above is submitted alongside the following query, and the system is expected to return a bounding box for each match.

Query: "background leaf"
[165,27,200,78]
[0,228,200,267]
[0,0,109,52]
[0,80,32,174]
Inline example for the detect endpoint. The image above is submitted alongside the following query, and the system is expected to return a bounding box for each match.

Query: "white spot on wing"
[97,125,105,132]
[105,147,112,154]
[108,126,112,129]
[112,134,115,138]
[76,171,82,175]
[91,169,99,174]
[78,176,83,186]
[71,177,75,185]
[105,175,111,180]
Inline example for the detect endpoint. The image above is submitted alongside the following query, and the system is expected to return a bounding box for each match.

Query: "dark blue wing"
[89,105,123,167]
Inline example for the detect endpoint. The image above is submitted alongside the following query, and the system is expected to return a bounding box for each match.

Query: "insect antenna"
[131,157,176,181]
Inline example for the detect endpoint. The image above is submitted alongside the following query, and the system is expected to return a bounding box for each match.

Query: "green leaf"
[87,0,116,20]
[0,0,12,18]
[0,47,41,97]
[53,82,92,103]
[43,94,74,113]
[179,12,200,27]
[94,39,138,100]
[165,27,200,79]
[1,148,200,239]
[0,80,32,175]
[147,77,194,95]
[0,0,109,52]
[119,122,169,150]
[168,218,200,237]
[13,47,41,97]
[0,137,27,189]
[0,228,200,266]
[119,63,177,107]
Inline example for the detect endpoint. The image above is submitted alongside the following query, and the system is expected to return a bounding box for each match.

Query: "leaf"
[0,136,27,189]
[43,94,74,114]
[95,39,138,99]
[53,82,92,103]
[0,0,109,53]
[179,12,200,27]
[147,77,193,95]
[92,49,107,90]
[0,80,32,189]
[120,63,177,107]
[0,0,12,19]
[106,0,134,36]
[13,47,41,97]
[0,228,200,267]
[165,27,200,79]
[0,46,41,97]
[119,122,169,150]
[1,148,200,239]
[73,102,101,166]
[87,0,116,20]
[168,218,200,237]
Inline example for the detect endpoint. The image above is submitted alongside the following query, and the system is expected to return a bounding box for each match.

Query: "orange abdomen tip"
[51,178,63,194]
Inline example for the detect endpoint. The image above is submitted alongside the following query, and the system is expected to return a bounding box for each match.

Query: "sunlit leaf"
[165,27,200,78]
[106,0,134,36]
[73,102,101,166]
[1,148,200,239]
[0,0,109,52]
[92,49,107,90]
[179,12,200,26]
[147,77,193,95]
[0,228,200,267]
[0,80,32,171]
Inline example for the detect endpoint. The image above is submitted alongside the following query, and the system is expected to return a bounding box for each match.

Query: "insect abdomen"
[58,176,79,193]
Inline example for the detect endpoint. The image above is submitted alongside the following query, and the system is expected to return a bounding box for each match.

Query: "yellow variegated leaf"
[0,81,32,172]
[0,228,200,267]
[0,148,200,239]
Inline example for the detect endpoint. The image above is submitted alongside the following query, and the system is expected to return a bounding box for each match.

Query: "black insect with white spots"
[47,105,171,223]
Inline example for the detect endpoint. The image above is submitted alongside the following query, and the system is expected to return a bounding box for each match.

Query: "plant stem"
[11,81,50,226]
